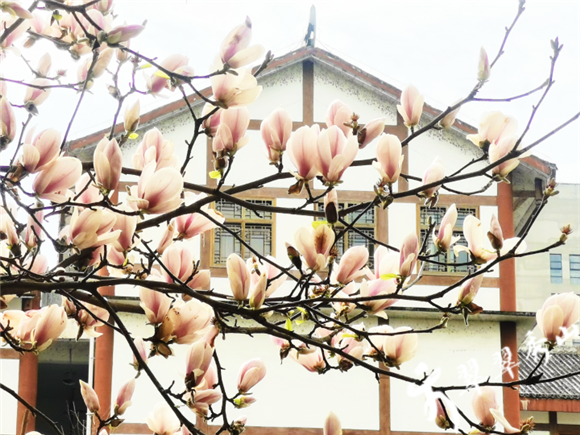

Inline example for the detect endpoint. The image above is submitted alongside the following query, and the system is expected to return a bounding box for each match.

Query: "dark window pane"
[215,199,243,218]
[420,207,446,226]
[455,207,477,228]
[244,224,272,260]
[346,203,375,224]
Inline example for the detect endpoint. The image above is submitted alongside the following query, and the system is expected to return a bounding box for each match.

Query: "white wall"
[0,359,19,435]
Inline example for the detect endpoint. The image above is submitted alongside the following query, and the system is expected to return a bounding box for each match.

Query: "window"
[419,206,478,274]
[212,199,274,265]
[550,253,563,284]
[570,255,580,285]
[317,202,376,268]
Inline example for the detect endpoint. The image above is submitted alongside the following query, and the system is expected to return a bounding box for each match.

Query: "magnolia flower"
[110,209,137,253]
[234,395,257,409]
[457,274,484,306]
[132,128,179,171]
[332,328,365,370]
[65,208,120,251]
[201,103,222,137]
[124,100,140,132]
[358,118,385,149]
[1,96,16,147]
[106,24,145,44]
[227,253,251,300]
[0,207,18,248]
[466,111,518,149]
[478,47,490,82]
[24,210,43,248]
[536,293,580,343]
[287,124,320,182]
[21,129,60,173]
[324,189,338,225]
[420,156,445,200]
[325,99,352,137]
[454,215,525,264]
[29,304,67,352]
[374,134,403,185]
[212,107,250,154]
[294,224,335,271]
[0,16,29,49]
[334,246,369,284]
[75,173,101,204]
[159,299,213,345]
[139,286,172,325]
[156,224,175,255]
[0,1,33,19]
[489,408,522,434]
[487,214,504,251]
[128,162,183,214]
[315,126,358,185]
[146,402,180,435]
[440,105,461,129]
[132,336,148,370]
[186,388,222,417]
[397,84,424,128]
[383,327,418,367]
[80,380,100,413]
[472,386,498,427]
[399,233,419,279]
[162,242,210,290]
[93,137,122,192]
[247,256,287,298]
[113,378,136,416]
[220,17,264,68]
[489,135,525,179]
[290,348,326,373]
[364,324,393,358]
[433,204,459,252]
[237,358,266,393]
[77,48,114,87]
[174,197,224,240]
[324,412,342,435]
[249,272,267,309]
[210,60,262,108]
[359,278,397,316]
[261,107,292,164]
[32,157,82,202]
[76,303,110,337]
[147,54,191,95]
[185,339,214,389]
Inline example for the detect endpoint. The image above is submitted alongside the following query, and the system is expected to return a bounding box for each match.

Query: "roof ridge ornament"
[304,5,316,48]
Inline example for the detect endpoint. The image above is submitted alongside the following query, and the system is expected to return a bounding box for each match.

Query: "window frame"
[210,198,276,267]
[550,253,563,285]
[416,204,479,276]
[569,254,580,285]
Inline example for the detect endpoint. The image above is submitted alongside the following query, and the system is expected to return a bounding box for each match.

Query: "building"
[2,44,577,435]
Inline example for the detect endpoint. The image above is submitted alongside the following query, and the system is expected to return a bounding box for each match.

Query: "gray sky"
[5,0,579,182]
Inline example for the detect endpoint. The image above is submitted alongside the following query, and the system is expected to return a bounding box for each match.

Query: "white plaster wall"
[395,285,500,311]
[388,203,417,248]
[0,359,19,435]
[521,410,549,423]
[408,132,497,197]
[557,412,580,424]
[389,318,503,433]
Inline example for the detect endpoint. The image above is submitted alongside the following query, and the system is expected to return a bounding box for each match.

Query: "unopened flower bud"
[478,47,490,82]
[124,100,140,132]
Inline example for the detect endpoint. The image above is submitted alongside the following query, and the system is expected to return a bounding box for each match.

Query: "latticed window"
[550,253,563,284]
[317,202,376,268]
[419,205,478,274]
[212,199,274,265]
[570,255,580,285]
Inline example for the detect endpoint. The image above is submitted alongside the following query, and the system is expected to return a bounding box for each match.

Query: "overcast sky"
[5,0,579,182]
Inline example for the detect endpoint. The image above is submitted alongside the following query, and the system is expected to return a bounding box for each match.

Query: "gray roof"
[519,349,580,399]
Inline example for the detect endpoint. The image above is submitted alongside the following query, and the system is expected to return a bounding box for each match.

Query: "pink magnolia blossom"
[174,197,224,240]
[247,256,287,297]
[128,162,183,214]
[237,358,266,393]
[157,223,175,255]
[0,1,33,19]
[0,207,18,247]
[186,388,222,417]
[359,278,397,316]
[287,125,320,181]
[325,100,352,137]
[79,380,100,413]
[397,84,424,128]
[249,272,268,309]
[324,411,342,435]
[220,17,264,68]
[478,47,491,82]
[399,233,419,278]
[132,128,179,171]
[23,255,47,275]
[457,274,484,306]
[334,245,369,284]
[162,242,210,290]
[114,378,136,416]
[21,129,60,173]
[87,0,114,15]
[332,328,365,370]
[472,386,498,427]
[201,103,222,137]
[433,204,460,252]
[75,173,101,204]
[76,303,110,337]
[66,208,120,251]
[185,339,214,389]
[146,402,180,435]
[489,408,521,434]
[132,336,148,369]
[32,157,82,202]
[24,210,43,248]
[227,253,251,300]
[30,304,67,352]
[383,327,418,367]
[147,54,190,95]
[489,135,525,179]
[212,107,250,154]
[139,286,172,325]
[420,156,445,199]
[440,105,461,129]
[0,16,30,49]
[315,125,358,184]
[159,299,213,345]
[124,100,140,132]
[290,348,326,373]
[94,137,122,192]
[1,96,17,146]
[294,224,335,271]
[210,60,262,108]
[536,293,580,343]
[365,324,393,358]
[261,107,292,163]
[466,111,518,148]
[110,209,137,253]
[373,134,403,185]
[487,214,504,251]
[358,118,386,149]
[107,24,145,44]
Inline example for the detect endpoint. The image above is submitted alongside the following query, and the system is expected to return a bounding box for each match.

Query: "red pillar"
[16,353,39,433]
[497,181,520,424]
[93,268,115,430]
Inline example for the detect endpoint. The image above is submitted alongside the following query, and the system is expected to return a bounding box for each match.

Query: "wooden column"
[379,365,391,435]
[302,60,314,125]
